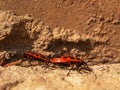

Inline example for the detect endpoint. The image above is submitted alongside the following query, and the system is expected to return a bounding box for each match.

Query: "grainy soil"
[0,64,120,90]
[0,0,120,90]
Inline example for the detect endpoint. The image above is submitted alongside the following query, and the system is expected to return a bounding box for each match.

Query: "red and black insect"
[0,51,96,79]
[50,55,91,76]
[24,51,49,64]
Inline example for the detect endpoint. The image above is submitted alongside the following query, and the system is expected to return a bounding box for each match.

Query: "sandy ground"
[0,0,120,90]
[0,0,120,31]
[0,63,120,90]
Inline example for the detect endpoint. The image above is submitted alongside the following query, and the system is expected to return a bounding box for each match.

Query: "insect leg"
[67,64,73,76]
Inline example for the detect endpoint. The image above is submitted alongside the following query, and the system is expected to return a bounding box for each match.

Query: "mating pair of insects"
[0,51,94,76]
[24,51,93,76]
